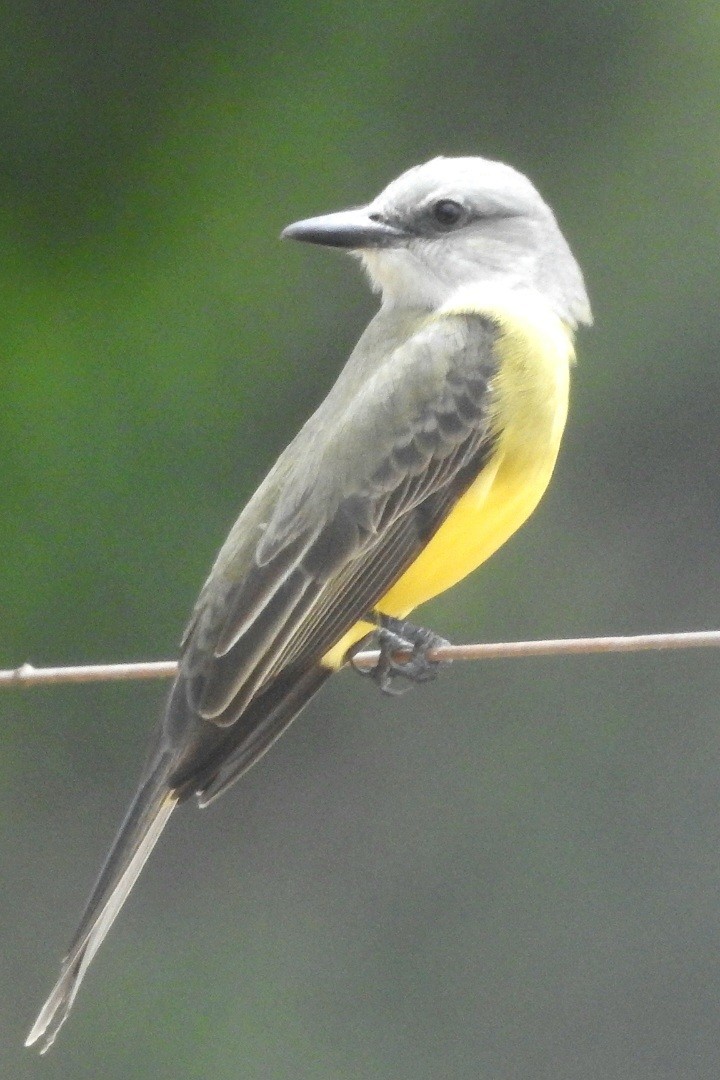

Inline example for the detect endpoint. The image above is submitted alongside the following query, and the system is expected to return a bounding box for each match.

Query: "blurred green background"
[3,2,720,1077]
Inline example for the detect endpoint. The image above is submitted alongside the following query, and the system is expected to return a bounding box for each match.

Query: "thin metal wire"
[2,629,720,688]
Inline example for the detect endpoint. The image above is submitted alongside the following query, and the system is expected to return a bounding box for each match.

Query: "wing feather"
[181,312,500,726]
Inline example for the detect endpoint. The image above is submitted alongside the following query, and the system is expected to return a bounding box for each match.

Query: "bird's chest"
[489,305,572,488]
[379,305,573,615]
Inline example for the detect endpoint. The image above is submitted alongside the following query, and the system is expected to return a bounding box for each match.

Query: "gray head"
[283,156,591,329]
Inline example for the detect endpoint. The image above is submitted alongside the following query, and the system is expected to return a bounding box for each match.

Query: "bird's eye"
[431,199,465,227]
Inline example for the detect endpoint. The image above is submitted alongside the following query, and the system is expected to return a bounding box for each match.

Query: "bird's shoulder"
[256,308,501,556]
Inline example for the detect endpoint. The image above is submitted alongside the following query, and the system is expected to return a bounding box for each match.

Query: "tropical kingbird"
[27,155,591,1051]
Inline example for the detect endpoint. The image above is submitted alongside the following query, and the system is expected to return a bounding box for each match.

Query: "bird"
[26,155,591,1051]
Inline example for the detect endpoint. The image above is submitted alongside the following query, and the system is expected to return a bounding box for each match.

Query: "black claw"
[348,613,451,695]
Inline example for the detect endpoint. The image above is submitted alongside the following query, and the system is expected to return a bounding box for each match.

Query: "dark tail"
[26,662,331,1052]
[25,752,178,1054]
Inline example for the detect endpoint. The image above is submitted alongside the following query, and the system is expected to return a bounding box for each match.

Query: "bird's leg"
[348,611,451,696]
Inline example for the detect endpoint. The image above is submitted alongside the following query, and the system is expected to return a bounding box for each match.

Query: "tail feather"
[26,758,178,1054]
[26,663,330,1052]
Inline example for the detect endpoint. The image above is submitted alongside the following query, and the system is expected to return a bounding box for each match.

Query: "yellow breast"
[322,291,574,669]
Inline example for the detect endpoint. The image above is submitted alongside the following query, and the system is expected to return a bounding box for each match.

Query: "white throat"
[359,246,529,312]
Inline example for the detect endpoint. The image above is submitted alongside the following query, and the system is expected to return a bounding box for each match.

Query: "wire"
[2,629,720,688]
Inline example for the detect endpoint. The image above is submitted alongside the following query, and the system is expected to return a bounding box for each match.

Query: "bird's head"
[282,156,591,329]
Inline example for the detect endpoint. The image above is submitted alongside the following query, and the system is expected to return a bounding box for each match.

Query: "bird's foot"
[349,613,451,695]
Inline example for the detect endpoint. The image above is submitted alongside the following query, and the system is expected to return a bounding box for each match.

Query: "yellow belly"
[321,293,574,669]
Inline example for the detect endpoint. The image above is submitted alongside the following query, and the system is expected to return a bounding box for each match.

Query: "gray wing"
[180,312,500,728]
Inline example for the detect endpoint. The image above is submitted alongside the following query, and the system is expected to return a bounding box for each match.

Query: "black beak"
[281,207,405,249]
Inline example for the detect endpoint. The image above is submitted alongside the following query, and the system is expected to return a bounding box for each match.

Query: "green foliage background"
[3,3,720,1077]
